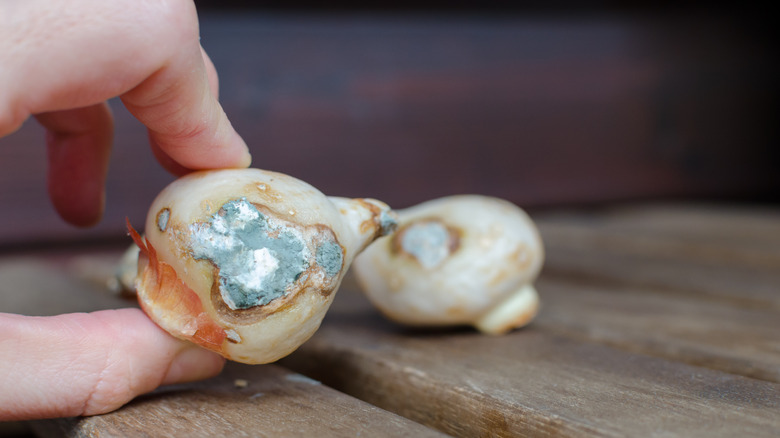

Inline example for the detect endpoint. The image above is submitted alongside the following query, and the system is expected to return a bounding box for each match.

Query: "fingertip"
[204,109,252,169]
[149,110,252,173]
[163,346,226,386]
[229,129,253,169]
[196,107,251,169]
[149,123,251,175]
[122,39,251,173]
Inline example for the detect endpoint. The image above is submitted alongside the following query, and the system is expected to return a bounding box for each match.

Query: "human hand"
[0,0,252,227]
[0,309,225,420]
[0,0,250,419]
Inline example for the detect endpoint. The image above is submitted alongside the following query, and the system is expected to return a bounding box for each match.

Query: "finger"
[35,103,113,227]
[0,309,225,420]
[3,0,250,175]
[134,45,231,178]
[201,46,220,99]
[149,136,192,176]
[149,47,225,177]
[121,38,251,172]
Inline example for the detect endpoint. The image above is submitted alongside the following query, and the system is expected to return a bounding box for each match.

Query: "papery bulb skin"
[132,168,396,364]
[352,195,543,335]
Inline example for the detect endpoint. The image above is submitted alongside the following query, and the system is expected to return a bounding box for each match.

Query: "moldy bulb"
[130,168,396,364]
[352,195,543,335]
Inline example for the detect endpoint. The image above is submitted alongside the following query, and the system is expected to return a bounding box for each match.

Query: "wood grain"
[0,256,130,316]
[534,277,780,383]
[536,202,780,255]
[1,254,445,437]
[32,363,447,438]
[279,203,780,436]
[4,203,780,437]
[537,219,780,310]
[281,289,780,437]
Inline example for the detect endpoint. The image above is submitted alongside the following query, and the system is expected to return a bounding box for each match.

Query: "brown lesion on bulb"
[209,262,339,326]
[355,199,398,240]
[243,181,294,219]
[357,199,382,235]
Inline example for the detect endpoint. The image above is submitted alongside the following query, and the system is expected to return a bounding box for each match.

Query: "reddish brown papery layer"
[128,219,227,351]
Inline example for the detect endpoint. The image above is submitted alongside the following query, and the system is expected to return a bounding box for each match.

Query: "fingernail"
[163,346,225,385]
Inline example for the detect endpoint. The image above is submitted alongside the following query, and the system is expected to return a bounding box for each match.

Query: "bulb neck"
[329,197,398,256]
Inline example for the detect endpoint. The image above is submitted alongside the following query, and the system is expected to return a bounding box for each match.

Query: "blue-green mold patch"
[316,240,343,277]
[189,199,308,310]
[400,221,453,269]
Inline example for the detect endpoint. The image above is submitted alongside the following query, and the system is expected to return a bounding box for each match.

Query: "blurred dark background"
[0,3,777,249]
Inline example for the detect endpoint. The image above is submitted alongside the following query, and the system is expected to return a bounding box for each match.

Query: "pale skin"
[0,0,252,420]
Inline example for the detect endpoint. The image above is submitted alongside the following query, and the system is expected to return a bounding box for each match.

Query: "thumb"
[0,308,225,420]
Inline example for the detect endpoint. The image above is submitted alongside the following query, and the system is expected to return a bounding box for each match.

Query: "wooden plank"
[32,363,447,438]
[536,202,780,252]
[2,253,445,437]
[7,202,780,437]
[0,256,131,316]
[531,205,780,381]
[534,277,780,383]
[280,286,780,438]
[537,220,780,310]
[539,220,780,271]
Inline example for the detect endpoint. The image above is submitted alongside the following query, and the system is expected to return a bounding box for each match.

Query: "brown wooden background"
[0,7,776,248]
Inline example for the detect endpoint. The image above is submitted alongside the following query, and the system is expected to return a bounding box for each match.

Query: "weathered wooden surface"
[0,256,131,316]
[278,203,780,436]
[280,287,780,437]
[537,205,780,311]
[0,255,447,437]
[2,203,779,437]
[534,277,780,383]
[32,363,447,438]
[538,203,780,248]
